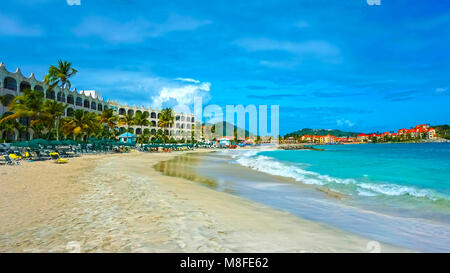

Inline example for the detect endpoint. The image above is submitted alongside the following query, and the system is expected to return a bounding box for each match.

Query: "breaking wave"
[228,150,448,202]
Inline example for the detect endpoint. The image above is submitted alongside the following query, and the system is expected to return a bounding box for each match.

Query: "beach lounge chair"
[57,149,72,158]
[9,153,23,164]
[9,153,22,160]
[35,150,50,160]
[28,151,44,161]
[4,155,20,165]
[23,151,32,159]
[49,152,68,164]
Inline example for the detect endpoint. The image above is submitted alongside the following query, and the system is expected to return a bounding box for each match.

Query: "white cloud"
[74,69,211,111]
[336,119,355,127]
[176,78,200,84]
[151,81,211,110]
[74,14,211,43]
[234,38,339,57]
[259,60,299,69]
[436,88,447,93]
[0,12,42,37]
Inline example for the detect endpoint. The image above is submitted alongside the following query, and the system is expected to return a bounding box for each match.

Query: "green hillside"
[285,128,360,138]
[432,125,450,140]
[203,121,253,138]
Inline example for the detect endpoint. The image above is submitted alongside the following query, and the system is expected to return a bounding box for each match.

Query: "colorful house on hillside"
[335,137,357,143]
[321,134,336,144]
[427,128,436,139]
[397,125,436,139]
[301,135,313,142]
[357,133,369,141]
[301,134,336,144]
[284,137,296,144]
[356,124,436,142]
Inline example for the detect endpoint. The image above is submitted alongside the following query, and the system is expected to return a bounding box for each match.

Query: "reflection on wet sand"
[154,153,218,189]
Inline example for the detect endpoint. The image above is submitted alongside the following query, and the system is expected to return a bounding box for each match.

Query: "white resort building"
[0,63,197,141]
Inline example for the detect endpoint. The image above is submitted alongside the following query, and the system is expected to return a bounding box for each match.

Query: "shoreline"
[0,151,408,252]
[213,146,450,252]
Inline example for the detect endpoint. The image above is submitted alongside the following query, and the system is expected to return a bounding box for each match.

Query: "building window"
[3,77,17,91]
[20,81,31,92]
[67,95,74,104]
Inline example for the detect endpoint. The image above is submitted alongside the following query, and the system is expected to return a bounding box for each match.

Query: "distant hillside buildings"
[356,124,436,142]
[281,124,437,144]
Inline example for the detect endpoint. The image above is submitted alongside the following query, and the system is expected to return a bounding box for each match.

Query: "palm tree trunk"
[46,124,52,140]
[25,123,30,141]
[56,81,66,141]
[55,118,59,140]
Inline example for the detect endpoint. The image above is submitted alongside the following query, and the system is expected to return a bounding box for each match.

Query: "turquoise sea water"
[195,143,450,252]
[256,143,450,207]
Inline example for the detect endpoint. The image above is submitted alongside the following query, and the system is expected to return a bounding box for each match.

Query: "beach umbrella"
[62,139,78,145]
[50,140,64,146]
[29,138,50,146]
[11,141,29,147]
[100,138,113,144]
[88,137,99,143]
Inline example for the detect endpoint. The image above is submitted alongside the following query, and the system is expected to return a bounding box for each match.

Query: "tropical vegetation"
[285,128,360,138]
[44,60,78,90]
[157,108,175,129]
[0,60,201,144]
[433,125,450,140]
[0,87,189,144]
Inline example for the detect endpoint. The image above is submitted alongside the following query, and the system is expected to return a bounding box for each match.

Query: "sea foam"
[229,150,447,201]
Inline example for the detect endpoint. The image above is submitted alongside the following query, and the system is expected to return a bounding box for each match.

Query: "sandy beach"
[0,151,407,252]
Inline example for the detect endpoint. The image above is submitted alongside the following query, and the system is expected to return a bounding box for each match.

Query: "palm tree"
[119,113,135,132]
[41,100,67,140]
[0,89,45,140]
[156,129,166,142]
[99,108,118,138]
[0,113,25,142]
[61,110,100,142]
[100,109,118,130]
[83,112,102,139]
[30,122,45,139]
[44,60,78,90]
[137,133,149,144]
[157,108,174,135]
[133,111,150,138]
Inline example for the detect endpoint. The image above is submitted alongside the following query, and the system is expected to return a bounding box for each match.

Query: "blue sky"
[1,0,449,135]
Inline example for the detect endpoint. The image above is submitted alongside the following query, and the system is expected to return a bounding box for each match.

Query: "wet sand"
[0,151,407,252]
